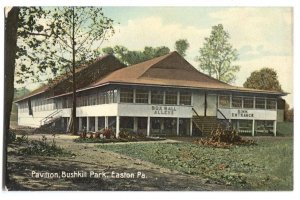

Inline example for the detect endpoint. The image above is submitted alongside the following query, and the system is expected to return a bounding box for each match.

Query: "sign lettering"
[152,106,176,115]
[231,109,254,118]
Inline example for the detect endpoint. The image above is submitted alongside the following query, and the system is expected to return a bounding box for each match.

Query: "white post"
[87,117,90,132]
[133,117,138,132]
[95,117,98,132]
[116,116,120,138]
[252,120,255,137]
[105,116,108,128]
[147,117,150,137]
[176,118,180,136]
[79,117,82,132]
[273,120,277,137]
[190,118,193,136]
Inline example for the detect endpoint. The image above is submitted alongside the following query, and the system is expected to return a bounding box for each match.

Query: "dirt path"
[7,134,231,191]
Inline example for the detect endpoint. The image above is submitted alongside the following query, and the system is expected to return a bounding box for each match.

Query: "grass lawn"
[99,137,293,191]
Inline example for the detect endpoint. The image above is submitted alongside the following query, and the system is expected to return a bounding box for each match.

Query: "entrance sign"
[231,109,254,118]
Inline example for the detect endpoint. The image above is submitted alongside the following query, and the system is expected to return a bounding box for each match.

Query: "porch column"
[273,120,277,137]
[190,118,193,136]
[87,117,90,132]
[176,118,180,136]
[252,119,255,137]
[95,117,98,132]
[147,117,150,137]
[105,116,108,128]
[116,116,120,138]
[79,117,82,132]
[133,117,138,132]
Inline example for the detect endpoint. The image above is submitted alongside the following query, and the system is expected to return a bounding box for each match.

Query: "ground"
[6,131,293,191]
[6,133,230,191]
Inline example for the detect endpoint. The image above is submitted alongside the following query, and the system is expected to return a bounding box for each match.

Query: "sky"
[98,7,293,106]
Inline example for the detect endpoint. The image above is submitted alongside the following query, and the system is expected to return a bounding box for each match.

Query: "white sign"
[152,106,176,115]
[231,109,254,118]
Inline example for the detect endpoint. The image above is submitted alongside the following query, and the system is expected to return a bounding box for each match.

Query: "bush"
[16,135,29,144]
[19,135,72,157]
[101,128,115,139]
[119,129,146,139]
[7,130,16,144]
[195,127,256,148]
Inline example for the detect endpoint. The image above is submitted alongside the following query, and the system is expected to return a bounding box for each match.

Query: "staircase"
[40,109,62,126]
[192,108,232,136]
[35,110,63,133]
[192,116,218,135]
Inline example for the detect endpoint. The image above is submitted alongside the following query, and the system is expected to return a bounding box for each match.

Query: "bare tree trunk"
[4,7,20,188]
[71,7,77,135]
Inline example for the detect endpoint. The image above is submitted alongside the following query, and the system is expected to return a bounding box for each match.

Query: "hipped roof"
[16,51,286,102]
[83,51,285,95]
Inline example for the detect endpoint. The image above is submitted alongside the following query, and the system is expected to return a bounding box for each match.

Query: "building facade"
[15,52,286,137]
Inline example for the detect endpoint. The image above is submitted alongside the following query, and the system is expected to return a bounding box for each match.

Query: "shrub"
[7,130,16,144]
[195,127,256,148]
[19,135,72,156]
[101,128,115,139]
[94,132,100,138]
[16,135,29,144]
[89,133,94,139]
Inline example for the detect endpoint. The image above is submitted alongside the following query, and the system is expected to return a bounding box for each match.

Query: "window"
[136,89,148,103]
[98,92,105,104]
[219,95,230,108]
[165,91,178,105]
[232,97,242,108]
[266,99,276,110]
[255,98,265,109]
[151,90,164,104]
[243,97,254,108]
[106,90,115,104]
[120,88,133,103]
[180,92,191,105]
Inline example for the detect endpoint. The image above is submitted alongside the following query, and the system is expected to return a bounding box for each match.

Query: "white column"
[190,119,193,136]
[252,120,255,137]
[79,117,82,131]
[87,117,90,132]
[133,117,138,132]
[147,117,150,137]
[133,89,136,103]
[273,120,277,137]
[116,116,120,138]
[95,117,98,132]
[177,91,180,105]
[105,116,108,128]
[176,118,180,136]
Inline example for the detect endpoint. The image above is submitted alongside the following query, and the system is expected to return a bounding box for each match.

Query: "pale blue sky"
[100,7,293,106]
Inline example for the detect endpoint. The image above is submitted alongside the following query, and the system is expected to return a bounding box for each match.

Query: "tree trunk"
[71,7,77,135]
[4,7,20,188]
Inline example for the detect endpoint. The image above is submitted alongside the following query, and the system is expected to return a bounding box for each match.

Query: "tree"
[4,7,20,187]
[102,45,170,65]
[175,39,189,57]
[243,68,282,92]
[49,7,114,134]
[197,24,240,83]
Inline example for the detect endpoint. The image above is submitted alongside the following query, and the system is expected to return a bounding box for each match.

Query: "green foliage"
[16,7,115,84]
[19,135,72,157]
[102,45,170,65]
[276,122,293,136]
[243,68,282,92]
[175,39,189,57]
[99,137,293,190]
[8,130,16,144]
[197,24,240,83]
